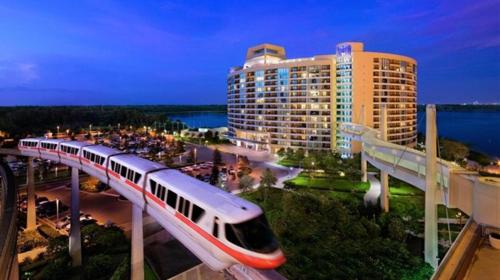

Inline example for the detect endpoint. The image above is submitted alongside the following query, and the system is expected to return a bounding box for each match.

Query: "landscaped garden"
[19,223,158,280]
[242,188,434,280]
[272,148,468,277]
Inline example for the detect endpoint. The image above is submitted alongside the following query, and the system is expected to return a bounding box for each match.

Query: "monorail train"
[18,138,285,270]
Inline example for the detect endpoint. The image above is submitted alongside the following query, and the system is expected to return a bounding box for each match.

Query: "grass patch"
[276,158,300,167]
[390,184,424,196]
[287,173,369,192]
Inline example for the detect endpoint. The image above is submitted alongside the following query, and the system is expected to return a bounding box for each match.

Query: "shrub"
[84,254,115,279]
[37,255,71,280]
[110,255,130,280]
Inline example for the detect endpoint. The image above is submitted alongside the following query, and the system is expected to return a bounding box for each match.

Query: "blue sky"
[0,0,499,105]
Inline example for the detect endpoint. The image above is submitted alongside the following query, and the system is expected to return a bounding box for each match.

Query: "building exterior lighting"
[226,42,417,154]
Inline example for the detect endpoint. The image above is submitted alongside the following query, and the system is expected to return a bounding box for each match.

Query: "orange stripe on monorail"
[108,170,120,179]
[94,164,106,171]
[106,167,284,269]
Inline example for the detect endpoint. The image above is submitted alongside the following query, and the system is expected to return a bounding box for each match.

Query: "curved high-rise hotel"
[227,42,417,154]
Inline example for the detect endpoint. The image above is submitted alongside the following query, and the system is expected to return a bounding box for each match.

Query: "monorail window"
[134,173,141,184]
[178,197,185,212]
[150,180,157,194]
[127,169,135,181]
[191,204,205,223]
[166,190,177,208]
[110,161,115,171]
[183,200,190,217]
[120,166,128,177]
[90,153,95,162]
[224,214,278,253]
[160,186,166,201]
[213,217,219,238]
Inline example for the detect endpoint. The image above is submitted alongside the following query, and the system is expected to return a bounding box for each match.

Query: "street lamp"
[89,124,92,133]
[194,148,197,164]
[57,125,60,135]
[56,199,59,225]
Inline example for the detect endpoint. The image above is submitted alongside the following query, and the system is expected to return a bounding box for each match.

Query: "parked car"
[37,201,68,218]
[65,219,97,233]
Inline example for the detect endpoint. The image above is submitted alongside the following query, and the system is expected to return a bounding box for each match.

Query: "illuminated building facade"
[227,42,417,154]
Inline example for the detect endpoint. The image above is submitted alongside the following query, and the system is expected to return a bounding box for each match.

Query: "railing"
[338,122,460,189]
[0,161,18,279]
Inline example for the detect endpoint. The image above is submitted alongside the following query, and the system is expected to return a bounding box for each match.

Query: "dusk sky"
[1,0,499,105]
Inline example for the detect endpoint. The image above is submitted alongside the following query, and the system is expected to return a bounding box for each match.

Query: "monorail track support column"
[379,104,389,212]
[424,105,439,269]
[69,167,82,267]
[26,157,37,231]
[361,153,367,183]
[131,204,144,280]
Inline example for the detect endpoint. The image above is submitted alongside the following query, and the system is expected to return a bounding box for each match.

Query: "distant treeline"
[417,104,500,112]
[0,105,226,138]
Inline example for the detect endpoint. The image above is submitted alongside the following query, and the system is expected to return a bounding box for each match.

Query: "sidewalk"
[364,173,381,206]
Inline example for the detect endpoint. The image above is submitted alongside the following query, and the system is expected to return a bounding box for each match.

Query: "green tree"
[259,168,277,201]
[238,175,255,192]
[439,138,469,162]
[174,140,185,154]
[276,147,286,158]
[387,216,407,242]
[213,148,222,165]
[210,166,220,185]
[187,148,195,164]
[295,148,306,164]
[37,254,71,280]
[84,254,116,279]
[46,236,68,257]
[205,130,214,140]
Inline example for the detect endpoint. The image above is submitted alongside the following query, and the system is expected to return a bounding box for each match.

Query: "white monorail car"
[18,138,285,270]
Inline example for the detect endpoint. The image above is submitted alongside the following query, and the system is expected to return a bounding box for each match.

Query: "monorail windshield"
[225,214,278,253]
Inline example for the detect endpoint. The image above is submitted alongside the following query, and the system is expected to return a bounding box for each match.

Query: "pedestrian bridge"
[338,121,500,228]
[339,104,500,275]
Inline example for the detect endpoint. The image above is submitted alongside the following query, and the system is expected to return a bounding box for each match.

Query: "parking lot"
[179,161,238,191]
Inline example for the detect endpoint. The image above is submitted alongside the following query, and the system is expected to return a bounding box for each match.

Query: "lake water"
[168,110,500,157]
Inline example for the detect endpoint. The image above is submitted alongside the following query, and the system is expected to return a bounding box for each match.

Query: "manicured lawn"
[390,183,424,196]
[287,173,369,192]
[276,158,301,167]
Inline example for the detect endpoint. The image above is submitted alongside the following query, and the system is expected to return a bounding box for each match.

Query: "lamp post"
[56,199,59,225]
[194,148,197,164]
[57,126,60,136]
